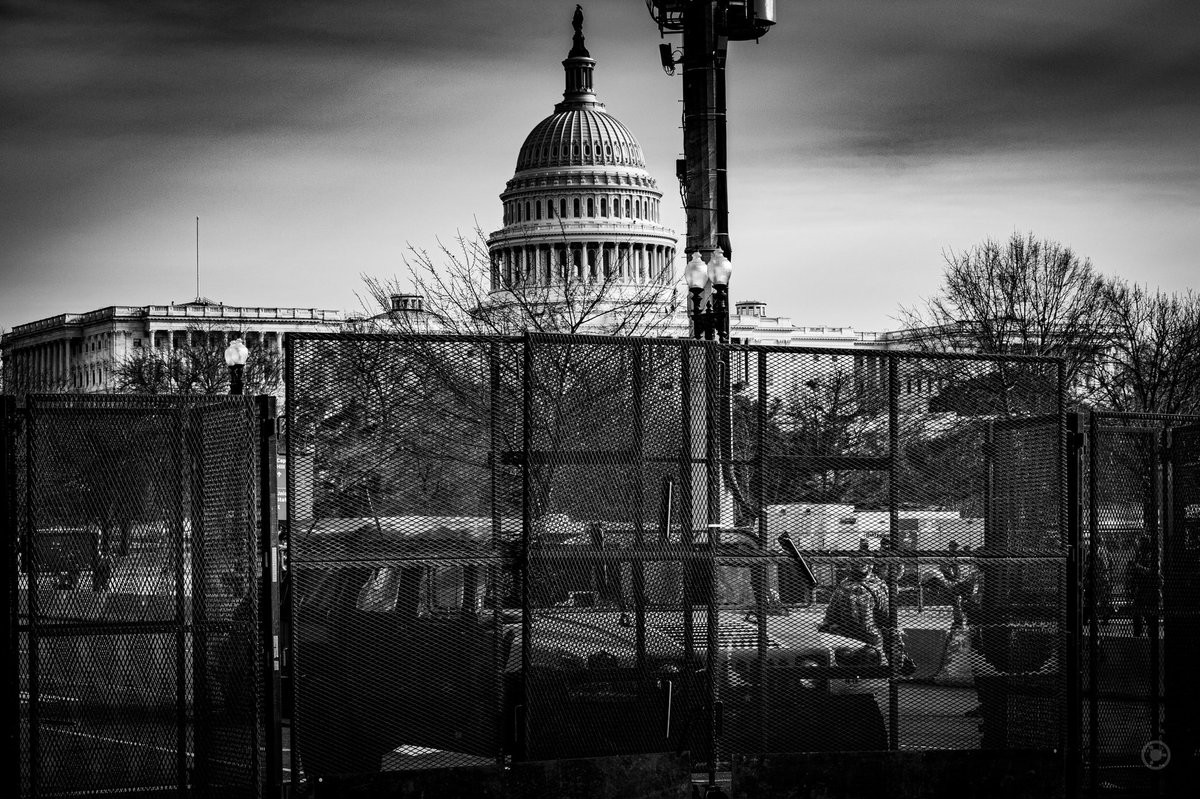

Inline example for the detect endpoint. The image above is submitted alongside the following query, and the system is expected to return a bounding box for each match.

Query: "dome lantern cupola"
[559,5,598,110]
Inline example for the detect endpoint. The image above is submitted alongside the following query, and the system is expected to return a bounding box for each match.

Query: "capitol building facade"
[2,11,910,397]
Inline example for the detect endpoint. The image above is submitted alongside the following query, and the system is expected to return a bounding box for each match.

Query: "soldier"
[1083,534,1114,626]
[819,543,915,674]
[1125,535,1158,638]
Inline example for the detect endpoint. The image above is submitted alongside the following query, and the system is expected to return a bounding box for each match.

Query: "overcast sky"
[2,0,1197,333]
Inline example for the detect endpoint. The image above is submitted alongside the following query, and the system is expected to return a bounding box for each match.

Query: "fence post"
[1086,414,1100,797]
[2,396,17,799]
[25,398,40,798]
[1065,412,1083,799]
[258,396,283,799]
[518,334,532,760]
[705,343,721,788]
[887,354,900,749]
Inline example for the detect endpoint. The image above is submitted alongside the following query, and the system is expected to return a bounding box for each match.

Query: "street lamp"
[684,251,733,342]
[224,337,249,396]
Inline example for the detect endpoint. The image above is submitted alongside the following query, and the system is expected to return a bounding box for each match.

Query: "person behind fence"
[950,544,981,626]
[1126,535,1158,637]
[1083,534,1114,626]
[917,539,961,605]
[819,542,915,675]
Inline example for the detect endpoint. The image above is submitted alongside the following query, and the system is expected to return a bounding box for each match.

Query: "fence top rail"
[1089,410,1200,425]
[282,330,1065,368]
[24,394,256,411]
[285,331,522,346]
[525,331,1067,365]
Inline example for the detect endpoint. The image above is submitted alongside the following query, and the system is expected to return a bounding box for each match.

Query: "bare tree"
[1088,280,1200,416]
[111,325,283,396]
[361,225,680,337]
[898,231,1108,410]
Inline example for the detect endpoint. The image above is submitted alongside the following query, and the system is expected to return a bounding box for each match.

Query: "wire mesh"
[283,333,1067,783]
[521,336,698,761]
[1163,422,1200,796]
[14,394,261,799]
[286,335,519,778]
[1083,413,1200,797]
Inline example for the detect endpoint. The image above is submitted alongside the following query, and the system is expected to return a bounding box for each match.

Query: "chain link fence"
[14,336,1200,797]
[285,332,1068,790]
[7,394,263,799]
[285,335,521,777]
[1083,412,1200,797]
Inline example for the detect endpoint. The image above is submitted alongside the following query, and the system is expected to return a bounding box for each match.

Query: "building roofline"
[3,303,343,343]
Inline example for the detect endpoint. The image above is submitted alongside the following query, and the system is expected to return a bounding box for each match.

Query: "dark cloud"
[0,0,563,141]
[734,0,1200,169]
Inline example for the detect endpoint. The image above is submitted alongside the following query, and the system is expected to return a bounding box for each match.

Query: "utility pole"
[649,1,775,265]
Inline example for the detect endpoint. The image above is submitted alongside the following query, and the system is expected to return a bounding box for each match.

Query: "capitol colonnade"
[491,241,674,288]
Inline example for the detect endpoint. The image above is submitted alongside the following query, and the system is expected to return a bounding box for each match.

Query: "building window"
[560,198,567,217]
[574,198,580,217]
[524,201,530,220]
[536,201,542,220]
[600,198,607,216]
[625,198,631,217]
[587,198,594,217]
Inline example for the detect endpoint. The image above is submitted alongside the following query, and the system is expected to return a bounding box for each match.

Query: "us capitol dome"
[487,9,678,297]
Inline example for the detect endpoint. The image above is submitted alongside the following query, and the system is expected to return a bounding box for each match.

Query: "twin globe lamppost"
[684,250,732,342]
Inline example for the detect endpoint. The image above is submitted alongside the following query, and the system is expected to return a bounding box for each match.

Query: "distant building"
[1,298,341,393]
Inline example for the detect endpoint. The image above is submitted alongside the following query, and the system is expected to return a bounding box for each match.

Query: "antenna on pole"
[195,216,200,301]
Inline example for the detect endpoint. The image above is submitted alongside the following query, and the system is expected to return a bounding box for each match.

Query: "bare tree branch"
[111,324,283,396]
[359,224,680,338]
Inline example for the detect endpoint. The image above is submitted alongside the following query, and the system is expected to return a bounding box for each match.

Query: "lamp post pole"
[683,248,733,792]
[649,6,773,792]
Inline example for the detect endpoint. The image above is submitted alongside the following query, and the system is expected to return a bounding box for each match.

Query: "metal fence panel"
[284,332,1068,786]
[520,336,701,762]
[285,335,519,778]
[12,394,261,799]
[1082,412,1200,796]
[1164,422,1200,796]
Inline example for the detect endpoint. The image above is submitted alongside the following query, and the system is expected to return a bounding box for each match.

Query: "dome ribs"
[514,109,647,172]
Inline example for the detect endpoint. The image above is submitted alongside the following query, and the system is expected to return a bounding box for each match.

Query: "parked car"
[289,524,888,777]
